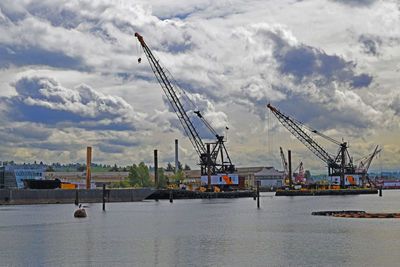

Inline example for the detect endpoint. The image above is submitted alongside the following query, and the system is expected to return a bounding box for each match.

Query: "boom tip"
[267,103,276,111]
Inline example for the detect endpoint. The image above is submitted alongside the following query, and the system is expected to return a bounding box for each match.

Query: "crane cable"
[135,37,218,137]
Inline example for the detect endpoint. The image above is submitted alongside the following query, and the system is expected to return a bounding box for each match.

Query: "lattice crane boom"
[135,33,235,175]
[280,146,289,178]
[267,103,357,186]
[267,104,337,168]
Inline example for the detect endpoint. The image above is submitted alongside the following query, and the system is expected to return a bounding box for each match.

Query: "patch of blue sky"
[9,103,86,125]
[0,44,90,71]
[160,41,194,54]
[0,5,26,23]
[26,4,79,29]
[6,101,135,131]
[159,10,196,21]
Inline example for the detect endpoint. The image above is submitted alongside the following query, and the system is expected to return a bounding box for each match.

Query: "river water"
[1,191,400,266]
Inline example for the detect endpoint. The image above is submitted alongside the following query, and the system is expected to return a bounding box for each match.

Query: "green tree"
[77,165,86,172]
[169,169,185,184]
[304,170,312,182]
[110,164,119,172]
[178,161,183,170]
[108,180,130,188]
[45,166,55,172]
[184,164,191,170]
[128,162,154,187]
[157,168,168,188]
[166,162,174,171]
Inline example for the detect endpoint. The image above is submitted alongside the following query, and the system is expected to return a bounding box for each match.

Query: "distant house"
[254,167,284,187]
[0,166,45,188]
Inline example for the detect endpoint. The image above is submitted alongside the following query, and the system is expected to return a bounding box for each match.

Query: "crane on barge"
[135,33,236,188]
[267,104,356,188]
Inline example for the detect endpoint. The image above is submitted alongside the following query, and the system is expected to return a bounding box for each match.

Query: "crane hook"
[138,57,142,64]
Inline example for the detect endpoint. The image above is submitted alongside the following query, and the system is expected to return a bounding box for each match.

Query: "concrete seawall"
[147,189,256,199]
[0,188,155,205]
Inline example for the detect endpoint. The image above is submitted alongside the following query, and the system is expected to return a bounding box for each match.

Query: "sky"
[0,0,399,173]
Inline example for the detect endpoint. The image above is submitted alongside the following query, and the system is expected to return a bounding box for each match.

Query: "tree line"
[108,162,189,188]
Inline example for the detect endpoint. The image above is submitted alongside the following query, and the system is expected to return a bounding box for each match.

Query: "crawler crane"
[135,33,236,189]
[267,104,378,188]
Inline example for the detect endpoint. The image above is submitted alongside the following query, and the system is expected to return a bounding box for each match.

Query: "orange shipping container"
[61,183,76,189]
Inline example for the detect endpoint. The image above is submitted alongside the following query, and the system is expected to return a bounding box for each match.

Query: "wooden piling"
[257,180,260,208]
[75,189,79,205]
[102,184,106,211]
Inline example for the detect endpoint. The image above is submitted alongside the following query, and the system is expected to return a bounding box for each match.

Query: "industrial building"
[0,166,45,189]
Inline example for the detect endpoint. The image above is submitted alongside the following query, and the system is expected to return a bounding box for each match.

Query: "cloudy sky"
[0,0,399,173]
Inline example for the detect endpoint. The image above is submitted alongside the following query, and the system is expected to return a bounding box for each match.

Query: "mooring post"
[257,180,260,208]
[169,189,173,203]
[379,185,382,197]
[75,189,79,205]
[102,184,106,211]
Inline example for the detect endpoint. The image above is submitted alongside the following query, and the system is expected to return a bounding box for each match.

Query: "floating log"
[312,210,400,218]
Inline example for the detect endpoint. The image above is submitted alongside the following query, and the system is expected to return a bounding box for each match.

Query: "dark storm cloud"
[29,142,81,151]
[273,38,372,88]
[351,74,373,88]
[4,76,136,131]
[0,124,52,143]
[358,34,382,56]
[274,94,374,134]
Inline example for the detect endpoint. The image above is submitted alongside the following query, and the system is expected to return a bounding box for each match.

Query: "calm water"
[2,191,400,266]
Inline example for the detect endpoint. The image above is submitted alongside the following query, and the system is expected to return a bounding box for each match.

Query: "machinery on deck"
[267,104,378,188]
[279,147,289,184]
[356,145,381,187]
[135,33,236,189]
[293,162,306,184]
